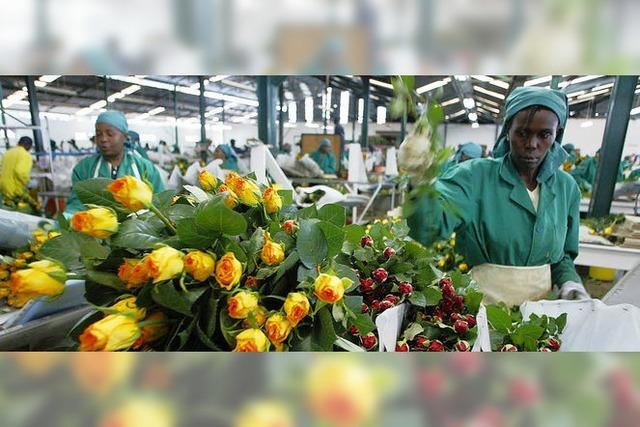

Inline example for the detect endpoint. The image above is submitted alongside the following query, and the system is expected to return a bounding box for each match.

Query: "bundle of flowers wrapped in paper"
[0,191,41,215]
[1,225,64,308]
[40,172,361,351]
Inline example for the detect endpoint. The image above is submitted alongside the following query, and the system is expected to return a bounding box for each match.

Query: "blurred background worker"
[311,139,337,175]
[441,141,483,174]
[571,149,624,193]
[0,136,34,199]
[64,111,164,215]
[213,143,240,172]
[126,130,150,160]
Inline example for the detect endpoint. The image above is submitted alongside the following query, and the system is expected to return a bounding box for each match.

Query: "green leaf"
[297,205,318,219]
[450,270,472,289]
[225,240,248,263]
[203,290,219,336]
[513,324,545,343]
[556,313,567,333]
[153,190,176,210]
[486,305,513,334]
[183,185,211,203]
[344,295,363,314]
[318,204,346,227]
[332,302,345,323]
[174,319,196,350]
[39,231,86,272]
[195,195,247,236]
[409,292,427,307]
[111,219,165,249]
[56,212,69,231]
[84,280,121,306]
[176,218,217,248]
[334,263,359,286]
[152,283,206,317]
[195,322,223,350]
[463,289,483,315]
[311,306,337,351]
[318,221,345,258]
[277,189,293,206]
[273,250,300,283]
[165,204,195,222]
[402,322,425,341]
[424,287,443,306]
[297,265,316,283]
[353,313,376,335]
[296,219,328,269]
[344,224,365,246]
[391,220,410,238]
[353,246,374,263]
[86,270,126,290]
[74,178,128,214]
[219,311,238,348]
[256,266,278,280]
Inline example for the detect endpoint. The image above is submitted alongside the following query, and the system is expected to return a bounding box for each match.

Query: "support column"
[26,76,44,155]
[589,76,639,217]
[550,75,561,90]
[173,85,179,150]
[361,77,370,148]
[0,80,9,149]
[257,76,281,149]
[199,76,207,162]
[278,83,284,151]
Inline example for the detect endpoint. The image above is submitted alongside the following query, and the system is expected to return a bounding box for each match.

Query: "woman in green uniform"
[441,141,483,174]
[310,139,337,174]
[64,111,164,216]
[570,149,624,192]
[408,87,589,305]
[213,144,240,172]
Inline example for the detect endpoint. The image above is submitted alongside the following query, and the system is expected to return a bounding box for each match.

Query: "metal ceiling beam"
[25,76,44,154]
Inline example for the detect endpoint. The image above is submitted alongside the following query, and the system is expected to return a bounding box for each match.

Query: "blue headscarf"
[96,111,128,135]
[217,144,239,171]
[492,87,568,183]
[454,142,482,162]
[128,130,140,143]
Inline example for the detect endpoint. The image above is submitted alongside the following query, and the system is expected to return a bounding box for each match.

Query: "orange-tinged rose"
[265,312,293,349]
[215,252,243,290]
[78,314,140,351]
[262,185,282,214]
[132,312,169,349]
[233,328,270,352]
[242,305,267,329]
[216,184,239,208]
[235,401,294,427]
[198,169,218,191]
[284,292,310,325]
[184,250,216,282]
[143,246,184,283]
[70,353,135,395]
[283,220,298,235]
[226,174,261,206]
[313,273,351,304]
[9,353,62,377]
[9,260,66,308]
[118,259,150,289]
[260,239,285,266]
[107,176,153,211]
[111,296,146,320]
[227,290,259,319]
[70,207,119,239]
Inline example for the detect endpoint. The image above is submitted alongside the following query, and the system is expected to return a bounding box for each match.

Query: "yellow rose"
[313,273,350,304]
[143,246,184,283]
[262,185,282,214]
[235,401,294,427]
[226,173,261,206]
[265,312,293,349]
[78,314,141,351]
[233,328,270,352]
[98,397,174,427]
[0,269,9,280]
[70,352,135,395]
[216,184,239,209]
[0,282,9,299]
[215,252,243,290]
[458,262,469,273]
[184,250,216,282]
[603,226,613,236]
[107,176,153,211]
[33,229,47,244]
[132,312,169,349]
[48,230,61,240]
[260,238,285,266]
[70,207,119,239]
[198,169,218,191]
[284,292,310,326]
[242,305,267,329]
[227,290,260,319]
[9,260,66,308]
[111,296,147,321]
[117,258,150,289]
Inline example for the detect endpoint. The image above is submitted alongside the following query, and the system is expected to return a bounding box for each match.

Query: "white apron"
[471,263,551,307]
[93,157,141,179]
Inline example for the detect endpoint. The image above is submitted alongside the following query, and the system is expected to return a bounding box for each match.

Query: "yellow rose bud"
[9,260,66,308]
[198,170,218,191]
[262,185,282,214]
[284,292,310,326]
[110,296,146,321]
[184,250,216,282]
[313,273,350,304]
[70,207,119,239]
[603,226,613,236]
[242,305,267,329]
[107,176,153,211]
[117,259,150,289]
[216,184,239,209]
[235,401,294,427]
[48,231,61,240]
[265,312,293,349]
[458,262,469,273]
[0,269,10,280]
[233,328,270,352]
[143,246,184,283]
[78,314,141,351]
[132,312,169,349]
[438,259,446,268]
[215,252,243,290]
[0,282,9,299]
[227,290,260,319]
[226,174,261,206]
[260,238,285,266]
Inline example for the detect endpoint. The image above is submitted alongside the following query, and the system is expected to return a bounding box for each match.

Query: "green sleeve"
[551,182,582,285]
[407,167,476,246]
[327,153,337,174]
[141,161,165,193]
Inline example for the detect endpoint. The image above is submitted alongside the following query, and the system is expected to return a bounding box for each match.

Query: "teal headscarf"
[217,144,239,171]
[311,139,337,174]
[454,142,482,162]
[492,87,568,183]
[96,111,128,135]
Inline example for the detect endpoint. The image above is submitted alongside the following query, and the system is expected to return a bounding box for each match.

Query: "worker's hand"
[559,281,591,300]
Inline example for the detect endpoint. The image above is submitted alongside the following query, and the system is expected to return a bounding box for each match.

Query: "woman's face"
[214,147,226,160]
[508,109,560,173]
[95,123,126,159]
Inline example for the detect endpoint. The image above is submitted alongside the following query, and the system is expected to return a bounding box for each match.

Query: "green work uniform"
[440,159,457,175]
[310,150,337,174]
[64,150,165,215]
[408,154,581,286]
[570,156,624,191]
